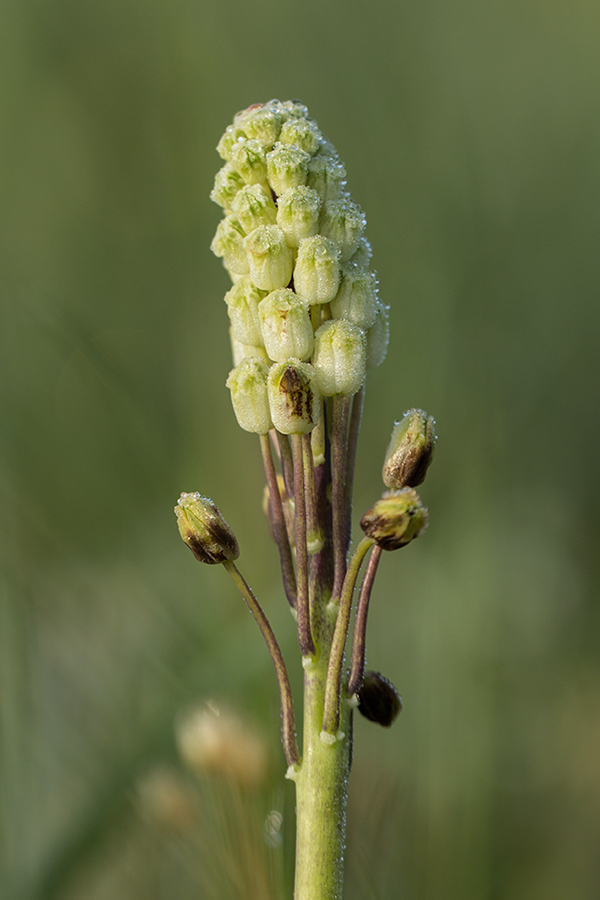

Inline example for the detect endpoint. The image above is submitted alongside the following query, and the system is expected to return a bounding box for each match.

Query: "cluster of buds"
[210,99,389,435]
[176,103,438,777]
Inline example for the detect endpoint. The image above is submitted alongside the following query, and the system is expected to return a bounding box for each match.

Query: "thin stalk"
[347,544,382,696]
[321,536,374,736]
[260,433,297,609]
[291,433,315,658]
[275,431,295,499]
[331,395,350,604]
[223,560,300,769]
[302,432,322,556]
[344,385,364,549]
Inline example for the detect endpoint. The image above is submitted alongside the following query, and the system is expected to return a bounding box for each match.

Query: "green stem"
[291,653,352,900]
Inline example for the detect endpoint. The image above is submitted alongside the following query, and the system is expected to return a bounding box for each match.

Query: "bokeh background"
[2,0,599,897]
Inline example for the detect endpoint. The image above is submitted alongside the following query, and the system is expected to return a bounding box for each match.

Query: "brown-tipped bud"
[357,671,402,727]
[360,488,428,551]
[267,359,320,434]
[175,493,239,564]
[382,409,437,489]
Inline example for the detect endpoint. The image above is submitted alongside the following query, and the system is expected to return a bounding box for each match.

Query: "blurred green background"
[2,0,599,897]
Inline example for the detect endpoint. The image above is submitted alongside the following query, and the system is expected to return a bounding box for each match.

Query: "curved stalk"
[347,544,382,696]
[223,560,300,768]
[321,535,374,736]
[260,433,297,608]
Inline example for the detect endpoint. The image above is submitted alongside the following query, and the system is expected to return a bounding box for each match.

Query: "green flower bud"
[320,197,366,262]
[259,289,313,362]
[245,224,294,291]
[293,235,341,304]
[279,99,310,119]
[330,266,379,330]
[266,144,310,196]
[357,671,402,727]
[236,104,283,148]
[278,116,322,156]
[306,154,346,202]
[312,319,367,397]
[267,360,320,434]
[276,186,322,248]
[229,330,269,367]
[382,409,437,489]
[226,357,273,434]
[210,216,249,276]
[231,183,277,233]
[348,235,373,269]
[229,139,268,185]
[211,163,245,209]
[224,276,267,346]
[216,125,246,162]
[175,493,239,564]
[360,488,428,551]
[366,301,389,369]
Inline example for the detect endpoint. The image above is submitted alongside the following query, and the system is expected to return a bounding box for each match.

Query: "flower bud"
[228,138,268,185]
[278,116,322,156]
[366,301,389,369]
[175,493,239,564]
[276,186,321,248]
[312,319,367,397]
[229,332,269,368]
[320,196,366,262]
[330,266,379,330]
[293,235,341,304]
[236,104,283,148]
[266,144,310,196]
[357,671,402,727]
[307,154,346,203]
[231,183,277,233]
[211,163,245,209]
[267,360,320,434]
[382,409,437,489]
[360,488,428,551]
[210,216,249,276]
[245,224,294,291]
[226,357,273,433]
[259,289,313,362]
[216,124,246,161]
[348,235,373,269]
[224,276,267,346]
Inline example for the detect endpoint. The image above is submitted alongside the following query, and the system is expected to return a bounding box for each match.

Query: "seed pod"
[357,671,402,727]
[360,488,428,551]
[175,493,239,564]
[382,409,437,489]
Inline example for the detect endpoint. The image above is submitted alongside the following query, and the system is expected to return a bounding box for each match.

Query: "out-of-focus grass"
[1,0,599,897]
